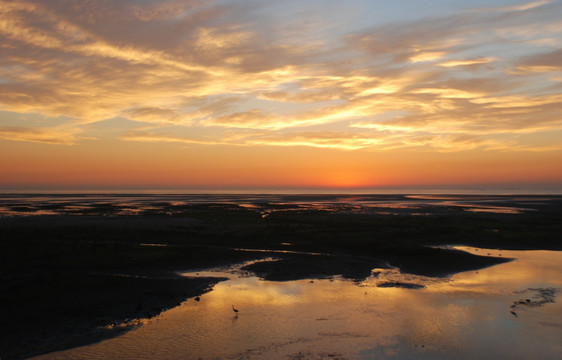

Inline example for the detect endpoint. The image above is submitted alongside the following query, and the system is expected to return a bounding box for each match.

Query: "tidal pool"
[32,248,562,360]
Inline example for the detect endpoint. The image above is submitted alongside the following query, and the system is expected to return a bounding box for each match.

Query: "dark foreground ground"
[1,194,561,359]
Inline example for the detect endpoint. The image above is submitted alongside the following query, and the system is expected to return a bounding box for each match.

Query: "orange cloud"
[438,57,496,67]
[0,125,85,144]
[1,0,562,188]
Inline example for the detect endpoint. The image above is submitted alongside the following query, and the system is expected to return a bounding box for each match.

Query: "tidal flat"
[1,194,561,359]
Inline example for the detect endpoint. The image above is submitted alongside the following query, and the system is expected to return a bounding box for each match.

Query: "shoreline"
[1,195,561,359]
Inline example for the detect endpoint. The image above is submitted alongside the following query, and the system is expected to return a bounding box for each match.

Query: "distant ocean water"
[1,186,561,195]
[1,191,560,217]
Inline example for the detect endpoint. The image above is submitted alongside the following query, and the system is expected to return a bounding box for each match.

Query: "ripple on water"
[29,248,562,360]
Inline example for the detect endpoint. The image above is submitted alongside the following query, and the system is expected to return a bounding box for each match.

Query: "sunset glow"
[1,0,561,190]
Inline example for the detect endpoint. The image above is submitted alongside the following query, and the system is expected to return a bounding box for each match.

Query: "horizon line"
[1,186,561,196]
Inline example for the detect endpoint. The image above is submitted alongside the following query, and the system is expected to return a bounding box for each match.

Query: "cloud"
[481,0,554,12]
[246,131,387,150]
[122,107,200,125]
[438,57,496,67]
[471,94,562,108]
[258,89,341,103]
[512,48,562,73]
[120,128,391,151]
[0,125,84,144]
[204,109,292,129]
[0,0,310,121]
[399,133,515,152]
[409,51,446,63]
[0,0,561,154]
[120,130,223,146]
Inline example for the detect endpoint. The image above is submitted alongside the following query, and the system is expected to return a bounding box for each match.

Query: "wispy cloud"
[438,57,496,68]
[0,125,85,144]
[0,0,561,153]
[512,48,562,73]
[120,130,224,146]
[481,0,554,12]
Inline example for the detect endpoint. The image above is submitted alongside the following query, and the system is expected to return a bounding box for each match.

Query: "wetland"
[1,194,561,359]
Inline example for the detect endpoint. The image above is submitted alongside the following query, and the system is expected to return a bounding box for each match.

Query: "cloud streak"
[0,125,85,144]
[0,0,561,153]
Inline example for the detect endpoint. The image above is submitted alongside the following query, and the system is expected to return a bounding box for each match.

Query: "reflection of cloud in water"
[464,207,523,214]
[449,247,562,290]
[36,248,562,360]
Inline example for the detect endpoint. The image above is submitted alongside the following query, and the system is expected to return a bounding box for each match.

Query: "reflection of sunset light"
[429,247,562,294]
[36,246,562,359]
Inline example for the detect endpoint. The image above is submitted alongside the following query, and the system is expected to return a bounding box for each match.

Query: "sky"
[1,0,561,191]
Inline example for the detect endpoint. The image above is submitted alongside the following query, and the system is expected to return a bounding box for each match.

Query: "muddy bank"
[1,222,257,360]
[241,246,511,281]
[3,273,224,360]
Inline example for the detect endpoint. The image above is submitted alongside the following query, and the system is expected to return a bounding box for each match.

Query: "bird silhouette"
[232,305,239,313]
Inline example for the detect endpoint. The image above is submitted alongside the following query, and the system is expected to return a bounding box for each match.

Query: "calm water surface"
[32,247,562,360]
[0,193,557,217]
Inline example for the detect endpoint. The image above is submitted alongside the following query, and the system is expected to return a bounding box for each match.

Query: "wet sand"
[1,194,561,359]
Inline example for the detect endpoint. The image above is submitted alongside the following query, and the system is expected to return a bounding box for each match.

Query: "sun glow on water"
[30,248,562,360]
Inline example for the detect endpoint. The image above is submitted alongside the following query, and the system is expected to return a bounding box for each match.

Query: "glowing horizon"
[1,0,561,190]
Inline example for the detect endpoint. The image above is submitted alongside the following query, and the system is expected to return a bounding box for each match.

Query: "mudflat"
[1,194,561,359]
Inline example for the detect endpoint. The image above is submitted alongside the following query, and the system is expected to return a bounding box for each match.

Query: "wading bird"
[232,305,239,313]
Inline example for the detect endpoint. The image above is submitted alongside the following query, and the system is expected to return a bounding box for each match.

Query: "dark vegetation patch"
[376,281,425,289]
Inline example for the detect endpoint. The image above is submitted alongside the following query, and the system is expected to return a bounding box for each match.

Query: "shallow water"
[0,194,557,217]
[32,248,562,360]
